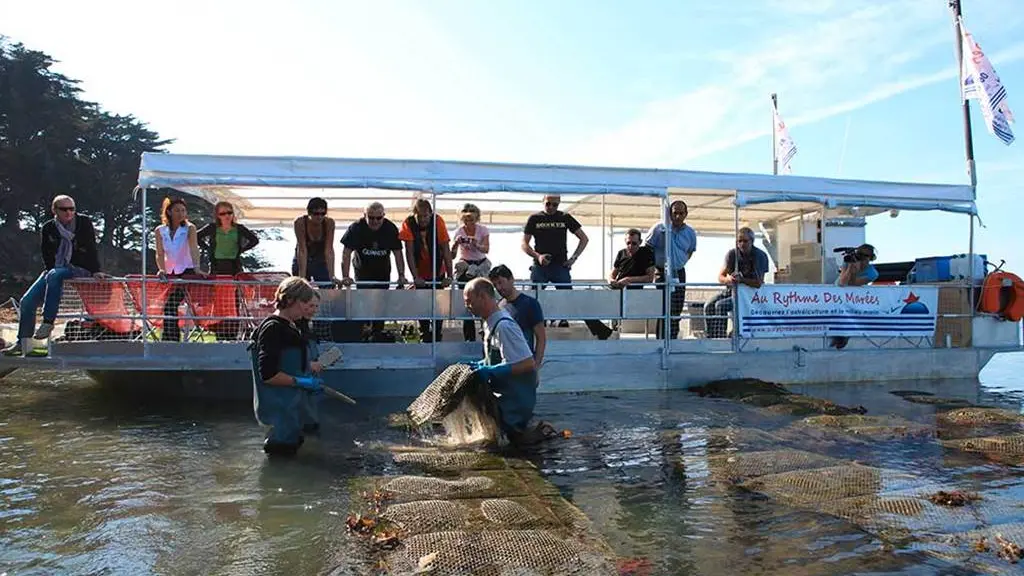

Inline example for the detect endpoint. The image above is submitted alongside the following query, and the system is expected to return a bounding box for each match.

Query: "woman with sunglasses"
[155,197,206,342]
[451,203,491,341]
[196,201,260,275]
[292,197,337,284]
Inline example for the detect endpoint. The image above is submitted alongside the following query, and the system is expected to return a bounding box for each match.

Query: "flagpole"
[771,93,779,175]
[949,0,978,188]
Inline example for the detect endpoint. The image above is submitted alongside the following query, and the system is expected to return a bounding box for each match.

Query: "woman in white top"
[451,203,490,341]
[154,197,206,341]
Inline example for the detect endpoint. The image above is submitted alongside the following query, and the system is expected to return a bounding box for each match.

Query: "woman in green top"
[196,201,260,275]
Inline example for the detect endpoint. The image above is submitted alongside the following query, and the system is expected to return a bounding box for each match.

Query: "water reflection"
[2,366,1024,574]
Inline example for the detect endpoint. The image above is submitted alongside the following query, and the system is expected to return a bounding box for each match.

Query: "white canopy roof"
[137,153,976,235]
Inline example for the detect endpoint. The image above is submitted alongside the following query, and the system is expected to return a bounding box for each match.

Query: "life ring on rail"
[978,270,1024,321]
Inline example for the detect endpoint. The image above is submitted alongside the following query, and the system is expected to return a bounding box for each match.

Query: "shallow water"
[1,353,1024,575]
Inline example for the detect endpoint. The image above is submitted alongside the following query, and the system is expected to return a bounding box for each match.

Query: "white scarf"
[55,217,76,268]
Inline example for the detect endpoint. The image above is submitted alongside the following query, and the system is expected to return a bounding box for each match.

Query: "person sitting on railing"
[3,195,107,357]
[292,197,338,284]
[829,244,879,350]
[340,201,407,342]
[155,197,207,342]
[463,277,555,446]
[452,203,491,342]
[196,201,260,275]
[249,276,323,457]
[399,197,453,343]
[645,200,697,340]
[587,229,657,339]
[488,265,547,368]
[704,227,769,339]
[521,194,594,332]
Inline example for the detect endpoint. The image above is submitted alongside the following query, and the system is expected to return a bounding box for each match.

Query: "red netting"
[67,279,137,334]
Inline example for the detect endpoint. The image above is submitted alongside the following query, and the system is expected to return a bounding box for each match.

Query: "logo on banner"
[896,292,930,315]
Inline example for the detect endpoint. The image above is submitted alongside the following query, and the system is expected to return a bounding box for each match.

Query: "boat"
[0,153,1019,399]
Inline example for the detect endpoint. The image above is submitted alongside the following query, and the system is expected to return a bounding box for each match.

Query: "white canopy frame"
[136,153,979,360]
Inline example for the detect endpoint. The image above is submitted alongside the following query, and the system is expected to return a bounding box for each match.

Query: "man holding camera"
[830,243,879,349]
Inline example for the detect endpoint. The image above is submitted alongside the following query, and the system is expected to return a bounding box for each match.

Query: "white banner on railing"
[736,284,938,338]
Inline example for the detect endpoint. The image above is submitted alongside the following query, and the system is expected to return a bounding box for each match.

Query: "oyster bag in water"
[406,363,482,426]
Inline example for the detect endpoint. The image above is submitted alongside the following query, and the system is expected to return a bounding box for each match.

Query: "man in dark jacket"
[3,195,106,356]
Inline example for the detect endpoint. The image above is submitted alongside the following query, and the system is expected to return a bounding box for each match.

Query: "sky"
[2,0,1022,283]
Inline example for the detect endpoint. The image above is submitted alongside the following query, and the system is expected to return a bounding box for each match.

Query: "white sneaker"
[2,340,23,357]
[33,323,54,340]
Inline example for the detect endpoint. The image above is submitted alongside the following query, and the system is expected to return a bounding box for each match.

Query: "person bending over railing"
[3,195,108,357]
[340,201,407,342]
[704,227,769,339]
[399,198,453,343]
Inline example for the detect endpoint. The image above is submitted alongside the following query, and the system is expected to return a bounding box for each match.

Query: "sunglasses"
[310,211,327,217]
[218,211,233,216]
[57,206,76,212]
[545,201,559,207]
[626,241,639,246]
[367,215,384,221]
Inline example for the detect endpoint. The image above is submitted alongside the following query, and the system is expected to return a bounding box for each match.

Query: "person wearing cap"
[487,264,546,368]
[830,243,879,350]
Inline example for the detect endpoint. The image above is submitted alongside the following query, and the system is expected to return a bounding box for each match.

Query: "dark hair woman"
[292,197,337,283]
[154,196,207,342]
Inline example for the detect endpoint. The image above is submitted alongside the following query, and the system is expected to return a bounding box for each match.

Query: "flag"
[773,104,797,173]
[960,17,1014,145]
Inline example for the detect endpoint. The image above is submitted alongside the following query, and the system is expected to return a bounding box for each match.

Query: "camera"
[834,246,864,264]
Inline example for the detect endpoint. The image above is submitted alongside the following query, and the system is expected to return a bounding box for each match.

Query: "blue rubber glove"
[473,362,512,380]
[293,376,324,392]
[466,359,486,370]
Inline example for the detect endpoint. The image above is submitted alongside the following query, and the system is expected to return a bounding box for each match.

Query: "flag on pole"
[773,104,797,173]
[959,16,1014,145]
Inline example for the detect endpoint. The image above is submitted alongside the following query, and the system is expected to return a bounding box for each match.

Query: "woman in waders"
[249,276,324,456]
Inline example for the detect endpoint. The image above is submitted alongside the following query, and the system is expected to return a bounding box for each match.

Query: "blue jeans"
[704,290,733,339]
[18,268,77,338]
[292,258,330,282]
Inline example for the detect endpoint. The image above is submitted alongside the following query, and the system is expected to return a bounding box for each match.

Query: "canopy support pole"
[820,206,828,349]
[661,196,671,369]
[141,186,150,359]
[731,198,740,352]
[601,196,607,269]
[968,212,976,342]
[430,191,437,365]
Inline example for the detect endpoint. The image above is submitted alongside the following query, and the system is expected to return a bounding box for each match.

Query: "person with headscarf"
[3,195,106,357]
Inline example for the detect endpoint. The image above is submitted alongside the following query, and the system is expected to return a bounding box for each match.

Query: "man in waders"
[249,277,324,457]
[463,277,553,446]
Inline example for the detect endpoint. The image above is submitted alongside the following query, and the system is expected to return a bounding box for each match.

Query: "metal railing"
[33,276,984,351]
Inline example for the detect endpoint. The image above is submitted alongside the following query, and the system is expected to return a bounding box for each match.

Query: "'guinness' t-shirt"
[341,218,401,281]
[523,211,582,265]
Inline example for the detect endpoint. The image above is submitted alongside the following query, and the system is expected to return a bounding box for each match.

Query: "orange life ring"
[978,271,1024,321]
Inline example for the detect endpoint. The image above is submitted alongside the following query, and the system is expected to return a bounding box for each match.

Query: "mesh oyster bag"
[407,363,491,426]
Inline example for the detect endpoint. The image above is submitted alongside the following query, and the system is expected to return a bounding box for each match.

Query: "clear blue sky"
[2,0,1022,282]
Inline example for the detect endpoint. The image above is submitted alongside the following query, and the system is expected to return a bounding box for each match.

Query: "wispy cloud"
[570,1,1021,169]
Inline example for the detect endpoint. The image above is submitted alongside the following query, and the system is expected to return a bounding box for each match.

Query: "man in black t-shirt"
[340,202,407,341]
[588,229,657,337]
[521,194,590,330]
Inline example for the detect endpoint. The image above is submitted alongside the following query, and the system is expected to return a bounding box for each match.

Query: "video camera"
[834,246,868,264]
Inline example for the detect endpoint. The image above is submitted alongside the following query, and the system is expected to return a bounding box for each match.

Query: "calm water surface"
[2,353,1024,575]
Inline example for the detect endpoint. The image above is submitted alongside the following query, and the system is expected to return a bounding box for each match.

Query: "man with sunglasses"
[521,195,590,330]
[645,200,698,339]
[340,202,407,341]
[4,195,106,357]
